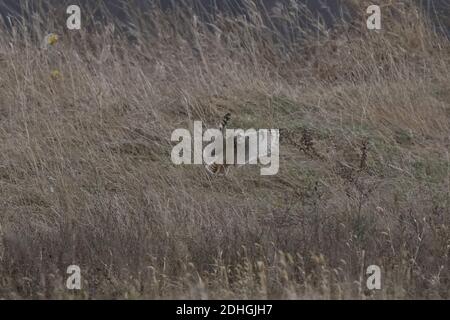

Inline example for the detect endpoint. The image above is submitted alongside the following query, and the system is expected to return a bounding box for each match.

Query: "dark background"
[0,1,448,23]
[0,1,448,38]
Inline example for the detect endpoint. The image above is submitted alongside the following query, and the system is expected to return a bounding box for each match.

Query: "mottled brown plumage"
[205,113,231,176]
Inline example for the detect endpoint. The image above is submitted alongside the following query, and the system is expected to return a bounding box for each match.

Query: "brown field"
[0,0,449,299]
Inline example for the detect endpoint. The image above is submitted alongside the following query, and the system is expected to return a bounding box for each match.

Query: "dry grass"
[0,0,449,299]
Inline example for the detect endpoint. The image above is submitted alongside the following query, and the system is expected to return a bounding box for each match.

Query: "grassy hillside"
[0,0,449,299]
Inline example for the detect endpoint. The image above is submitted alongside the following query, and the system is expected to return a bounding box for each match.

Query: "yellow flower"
[46,33,58,46]
[51,69,61,79]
